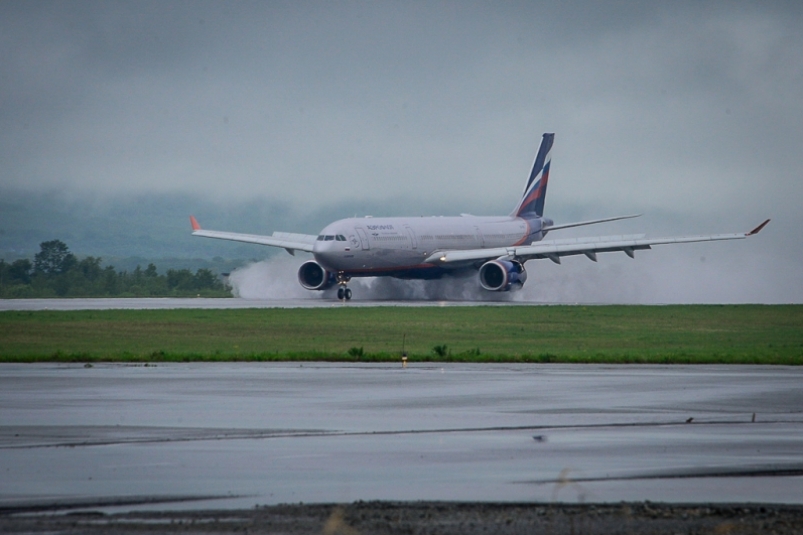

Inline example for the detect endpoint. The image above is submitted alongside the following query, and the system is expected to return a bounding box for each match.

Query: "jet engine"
[478,260,527,291]
[297,260,336,290]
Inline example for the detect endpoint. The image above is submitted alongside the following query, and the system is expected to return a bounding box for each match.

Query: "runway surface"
[1,363,802,513]
[0,297,527,310]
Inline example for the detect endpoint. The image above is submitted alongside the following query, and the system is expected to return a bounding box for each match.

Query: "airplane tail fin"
[512,133,554,218]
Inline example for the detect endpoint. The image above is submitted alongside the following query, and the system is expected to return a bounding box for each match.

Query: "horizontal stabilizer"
[544,214,641,232]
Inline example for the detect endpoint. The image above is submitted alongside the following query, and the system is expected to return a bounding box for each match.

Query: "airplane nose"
[312,239,337,267]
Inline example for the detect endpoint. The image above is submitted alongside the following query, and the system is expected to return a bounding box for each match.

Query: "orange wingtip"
[190,215,201,231]
[747,219,770,236]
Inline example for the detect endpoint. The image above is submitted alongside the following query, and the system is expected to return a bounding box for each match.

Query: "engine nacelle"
[478,260,528,292]
[297,260,336,290]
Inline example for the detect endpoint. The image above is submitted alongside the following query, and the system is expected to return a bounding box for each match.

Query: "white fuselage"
[313,214,546,277]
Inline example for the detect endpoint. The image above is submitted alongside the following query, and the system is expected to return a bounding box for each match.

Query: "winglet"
[746,219,770,236]
[190,215,201,231]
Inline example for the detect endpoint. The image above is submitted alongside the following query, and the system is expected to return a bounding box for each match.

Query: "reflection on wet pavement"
[1,363,802,512]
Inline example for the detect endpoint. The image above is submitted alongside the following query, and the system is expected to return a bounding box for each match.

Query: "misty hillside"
[0,188,513,270]
[0,189,290,260]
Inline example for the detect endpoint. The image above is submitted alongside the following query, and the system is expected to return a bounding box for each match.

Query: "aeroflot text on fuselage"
[190,132,769,301]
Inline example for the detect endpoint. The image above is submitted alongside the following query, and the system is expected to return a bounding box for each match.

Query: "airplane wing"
[189,216,316,255]
[424,219,770,265]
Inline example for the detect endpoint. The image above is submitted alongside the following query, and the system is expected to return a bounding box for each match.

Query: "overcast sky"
[2,1,801,302]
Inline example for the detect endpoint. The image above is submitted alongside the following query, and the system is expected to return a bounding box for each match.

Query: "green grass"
[0,305,801,364]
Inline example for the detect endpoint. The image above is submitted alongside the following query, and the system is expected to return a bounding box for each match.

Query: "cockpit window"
[317,235,325,241]
[324,235,335,241]
[336,235,346,241]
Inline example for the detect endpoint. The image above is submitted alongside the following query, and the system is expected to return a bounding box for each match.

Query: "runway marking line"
[3,418,800,450]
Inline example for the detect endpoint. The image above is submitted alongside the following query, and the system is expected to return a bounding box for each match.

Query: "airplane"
[190,133,769,300]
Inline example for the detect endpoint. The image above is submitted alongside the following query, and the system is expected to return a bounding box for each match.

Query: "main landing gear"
[336,273,352,301]
[336,287,352,300]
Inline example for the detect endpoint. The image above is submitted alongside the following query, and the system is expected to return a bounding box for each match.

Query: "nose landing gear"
[336,273,352,301]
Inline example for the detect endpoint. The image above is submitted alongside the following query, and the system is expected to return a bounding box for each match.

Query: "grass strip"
[0,305,801,364]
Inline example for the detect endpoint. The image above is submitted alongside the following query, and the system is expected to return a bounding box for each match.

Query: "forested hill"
[0,240,230,298]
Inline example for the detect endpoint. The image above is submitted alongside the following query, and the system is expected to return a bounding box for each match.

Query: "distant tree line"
[0,240,230,298]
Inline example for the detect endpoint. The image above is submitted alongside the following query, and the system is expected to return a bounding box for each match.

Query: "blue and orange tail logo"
[513,133,554,217]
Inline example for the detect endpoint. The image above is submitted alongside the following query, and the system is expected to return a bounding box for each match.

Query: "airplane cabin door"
[355,228,370,250]
[404,225,418,250]
[474,226,485,248]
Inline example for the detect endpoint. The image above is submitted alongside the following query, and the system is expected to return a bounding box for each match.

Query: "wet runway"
[0,297,525,311]
[1,363,802,512]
